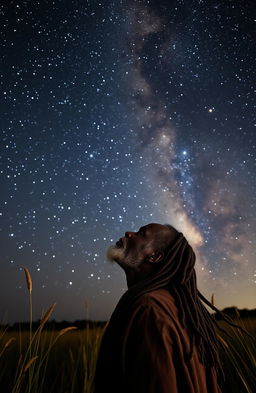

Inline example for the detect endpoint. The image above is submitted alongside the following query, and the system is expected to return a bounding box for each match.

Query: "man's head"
[107,223,178,284]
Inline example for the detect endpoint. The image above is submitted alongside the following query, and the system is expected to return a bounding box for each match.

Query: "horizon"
[3,304,256,326]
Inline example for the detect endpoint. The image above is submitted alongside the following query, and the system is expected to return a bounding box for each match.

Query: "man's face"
[107,223,175,271]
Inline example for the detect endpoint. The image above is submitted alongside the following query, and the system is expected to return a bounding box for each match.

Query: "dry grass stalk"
[211,293,215,306]
[40,303,57,327]
[23,356,38,373]
[4,337,15,349]
[58,326,78,337]
[17,353,23,367]
[23,267,32,293]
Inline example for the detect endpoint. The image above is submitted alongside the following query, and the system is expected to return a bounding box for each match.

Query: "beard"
[106,244,144,271]
[107,245,126,264]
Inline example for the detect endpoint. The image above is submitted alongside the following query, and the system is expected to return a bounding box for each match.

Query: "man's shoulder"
[128,289,180,331]
[139,288,175,304]
[133,288,178,317]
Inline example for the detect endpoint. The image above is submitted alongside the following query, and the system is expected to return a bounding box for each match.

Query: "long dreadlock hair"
[111,224,251,381]
[159,225,251,378]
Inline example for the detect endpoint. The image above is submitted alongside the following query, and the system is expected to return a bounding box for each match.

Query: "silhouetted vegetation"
[0,268,255,393]
[1,319,107,332]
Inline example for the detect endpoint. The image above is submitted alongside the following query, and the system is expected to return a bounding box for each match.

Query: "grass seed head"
[40,303,57,327]
[4,337,15,349]
[24,356,38,373]
[58,326,78,337]
[23,267,32,293]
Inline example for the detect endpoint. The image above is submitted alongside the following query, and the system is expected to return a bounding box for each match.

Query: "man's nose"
[125,231,135,238]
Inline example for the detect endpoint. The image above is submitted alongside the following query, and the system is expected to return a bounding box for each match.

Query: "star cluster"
[0,0,255,323]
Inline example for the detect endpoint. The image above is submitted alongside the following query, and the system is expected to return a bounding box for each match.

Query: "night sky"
[1,0,255,323]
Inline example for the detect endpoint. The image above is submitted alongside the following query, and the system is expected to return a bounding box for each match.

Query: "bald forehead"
[142,223,178,245]
[142,223,168,232]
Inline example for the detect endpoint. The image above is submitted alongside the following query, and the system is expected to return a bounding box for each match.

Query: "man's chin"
[106,245,125,264]
[106,245,141,272]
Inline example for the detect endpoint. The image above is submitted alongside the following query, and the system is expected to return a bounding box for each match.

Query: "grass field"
[217,317,256,392]
[1,318,255,393]
[0,268,255,393]
[0,326,104,393]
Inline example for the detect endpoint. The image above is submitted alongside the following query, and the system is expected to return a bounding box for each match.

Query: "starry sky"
[1,0,255,323]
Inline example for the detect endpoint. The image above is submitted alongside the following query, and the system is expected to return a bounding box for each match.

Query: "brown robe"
[93,288,221,393]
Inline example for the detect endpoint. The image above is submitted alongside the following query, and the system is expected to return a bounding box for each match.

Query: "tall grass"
[0,268,255,393]
[22,267,33,392]
[217,317,256,393]
[0,267,105,393]
[0,327,104,393]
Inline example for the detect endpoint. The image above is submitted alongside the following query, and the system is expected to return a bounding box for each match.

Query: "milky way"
[1,0,255,323]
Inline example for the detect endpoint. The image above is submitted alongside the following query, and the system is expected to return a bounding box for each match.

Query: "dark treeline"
[1,307,255,331]
[1,319,107,331]
[214,307,256,320]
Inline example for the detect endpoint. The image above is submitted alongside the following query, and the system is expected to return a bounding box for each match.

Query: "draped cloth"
[93,233,222,393]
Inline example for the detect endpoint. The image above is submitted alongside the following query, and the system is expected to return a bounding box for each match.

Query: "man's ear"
[147,252,164,263]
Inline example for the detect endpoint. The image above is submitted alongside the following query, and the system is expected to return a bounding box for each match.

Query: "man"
[93,223,222,393]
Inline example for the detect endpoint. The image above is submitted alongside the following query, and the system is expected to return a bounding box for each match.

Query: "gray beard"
[107,245,126,263]
[106,244,143,270]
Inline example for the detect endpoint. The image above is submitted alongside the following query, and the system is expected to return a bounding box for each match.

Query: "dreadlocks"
[162,224,250,379]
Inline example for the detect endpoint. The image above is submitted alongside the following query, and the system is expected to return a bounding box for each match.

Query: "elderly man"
[93,223,222,393]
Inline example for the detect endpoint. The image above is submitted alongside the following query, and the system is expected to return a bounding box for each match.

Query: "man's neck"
[126,270,139,288]
[125,266,154,288]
